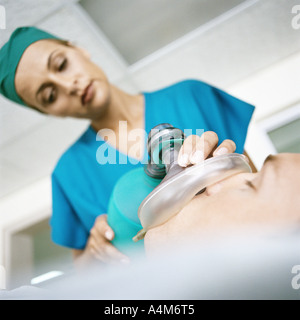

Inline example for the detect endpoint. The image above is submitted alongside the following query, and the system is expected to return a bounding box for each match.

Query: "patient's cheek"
[144,197,197,244]
[144,195,206,256]
[205,182,222,196]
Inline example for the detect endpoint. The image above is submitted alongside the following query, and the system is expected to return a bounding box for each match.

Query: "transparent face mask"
[134,124,251,241]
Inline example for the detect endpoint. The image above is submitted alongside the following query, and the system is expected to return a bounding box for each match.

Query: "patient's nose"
[205,172,256,196]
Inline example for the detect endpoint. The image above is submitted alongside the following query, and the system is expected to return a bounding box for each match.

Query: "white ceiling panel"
[79,0,246,64]
[129,0,300,90]
[0,0,75,45]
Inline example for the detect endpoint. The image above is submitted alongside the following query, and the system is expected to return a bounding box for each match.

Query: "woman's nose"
[68,78,80,95]
[50,74,83,95]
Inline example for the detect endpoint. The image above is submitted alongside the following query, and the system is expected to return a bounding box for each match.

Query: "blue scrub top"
[51,79,254,249]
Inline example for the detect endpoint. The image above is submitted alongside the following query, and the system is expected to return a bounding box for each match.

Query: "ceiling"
[0,0,299,198]
[79,0,245,64]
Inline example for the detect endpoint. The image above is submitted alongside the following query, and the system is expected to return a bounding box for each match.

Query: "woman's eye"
[47,88,56,104]
[58,58,67,71]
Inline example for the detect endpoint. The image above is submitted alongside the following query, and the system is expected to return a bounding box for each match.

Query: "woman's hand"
[87,214,130,264]
[177,131,236,167]
[74,214,130,266]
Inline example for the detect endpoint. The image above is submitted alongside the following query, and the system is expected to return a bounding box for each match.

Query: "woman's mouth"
[81,82,94,106]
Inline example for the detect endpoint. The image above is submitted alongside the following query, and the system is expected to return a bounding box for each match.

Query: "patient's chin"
[144,226,161,257]
[144,223,174,257]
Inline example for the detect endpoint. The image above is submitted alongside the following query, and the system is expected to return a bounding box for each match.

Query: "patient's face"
[145,153,300,250]
[202,153,300,222]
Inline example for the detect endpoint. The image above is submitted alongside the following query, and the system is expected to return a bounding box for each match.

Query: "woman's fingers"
[102,243,130,264]
[94,214,114,241]
[90,240,129,264]
[178,132,237,167]
[89,233,130,264]
[198,131,219,160]
[213,139,236,157]
[177,135,200,167]
[178,131,219,167]
[88,214,130,264]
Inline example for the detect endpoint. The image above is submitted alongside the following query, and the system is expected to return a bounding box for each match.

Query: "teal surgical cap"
[0,26,60,107]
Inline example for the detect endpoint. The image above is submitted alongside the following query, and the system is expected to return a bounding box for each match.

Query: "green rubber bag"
[107,167,161,256]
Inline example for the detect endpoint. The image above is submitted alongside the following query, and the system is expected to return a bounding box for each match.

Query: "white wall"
[230,52,300,168]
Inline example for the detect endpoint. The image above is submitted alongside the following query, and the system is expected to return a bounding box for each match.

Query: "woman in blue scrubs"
[0,27,255,265]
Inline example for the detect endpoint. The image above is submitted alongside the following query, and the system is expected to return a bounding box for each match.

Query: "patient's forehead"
[274,153,300,176]
[266,153,300,206]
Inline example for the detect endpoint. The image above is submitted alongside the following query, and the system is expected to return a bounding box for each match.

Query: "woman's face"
[15,39,111,118]
[145,153,300,252]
